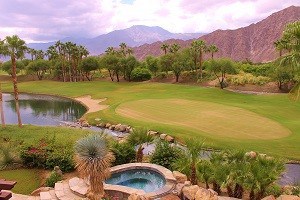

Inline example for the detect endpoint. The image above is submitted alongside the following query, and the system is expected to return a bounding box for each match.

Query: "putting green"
[116,99,291,140]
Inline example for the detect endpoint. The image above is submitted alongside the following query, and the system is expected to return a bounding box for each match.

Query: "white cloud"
[0,0,299,42]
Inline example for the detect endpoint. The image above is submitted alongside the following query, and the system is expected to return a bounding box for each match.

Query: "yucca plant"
[127,128,153,162]
[74,134,115,200]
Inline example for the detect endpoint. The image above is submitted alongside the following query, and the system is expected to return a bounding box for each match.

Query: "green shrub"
[20,139,75,172]
[237,63,273,77]
[45,149,75,172]
[110,142,136,166]
[227,72,271,86]
[0,142,19,169]
[150,141,183,170]
[45,171,62,187]
[20,144,47,168]
[131,67,152,81]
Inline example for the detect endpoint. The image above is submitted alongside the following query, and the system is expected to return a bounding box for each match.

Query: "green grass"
[2,80,300,160]
[0,169,40,194]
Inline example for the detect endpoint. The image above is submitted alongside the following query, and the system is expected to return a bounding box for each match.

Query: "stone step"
[68,177,88,197]
[55,181,84,200]
[40,189,57,200]
[11,193,40,200]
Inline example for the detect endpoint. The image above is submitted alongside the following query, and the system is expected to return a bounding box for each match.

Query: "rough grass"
[0,169,40,195]
[2,80,300,160]
[116,99,290,140]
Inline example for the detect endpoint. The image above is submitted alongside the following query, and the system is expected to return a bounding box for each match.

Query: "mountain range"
[132,6,300,62]
[28,6,300,63]
[28,25,204,54]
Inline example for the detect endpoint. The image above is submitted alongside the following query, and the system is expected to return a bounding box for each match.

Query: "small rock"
[173,171,188,183]
[109,125,116,130]
[54,166,63,176]
[277,195,300,200]
[94,118,101,121]
[115,124,122,131]
[165,135,175,143]
[119,125,128,132]
[182,185,200,200]
[160,133,167,140]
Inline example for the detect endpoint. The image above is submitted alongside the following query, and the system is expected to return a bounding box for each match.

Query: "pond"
[1,93,87,126]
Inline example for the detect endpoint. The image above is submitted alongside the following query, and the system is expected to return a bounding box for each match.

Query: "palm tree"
[191,40,207,79]
[0,82,5,128]
[74,134,115,200]
[127,128,154,162]
[105,47,115,55]
[160,43,169,55]
[244,156,284,200]
[208,44,219,59]
[0,35,27,127]
[119,42,127,57]
[169,43,180,54]
[173,139,204,185]
[197,160,212,189]
[127,48,133,56]
[279,21,300,101]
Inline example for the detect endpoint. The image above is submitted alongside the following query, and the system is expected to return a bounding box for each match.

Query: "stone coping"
[108,163,176,198]
[69,163,176,199]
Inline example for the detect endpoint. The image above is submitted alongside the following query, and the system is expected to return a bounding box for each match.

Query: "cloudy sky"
[0,0,299,43]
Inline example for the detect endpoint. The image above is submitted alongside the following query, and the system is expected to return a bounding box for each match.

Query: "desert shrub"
[150,140,183,170]
[0,142,19,169]
[45,170,62,187]
[227,72,271,85]
[155,71,167,79]
[131,67,152,81]
[110,142,136,166]
[265,184,283,197]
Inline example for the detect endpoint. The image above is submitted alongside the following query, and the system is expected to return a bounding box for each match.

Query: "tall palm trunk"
[199,51,203,79]
[0,83,5,128]
[11,54,22,127]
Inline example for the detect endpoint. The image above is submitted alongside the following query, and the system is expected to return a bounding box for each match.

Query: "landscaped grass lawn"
[2,80,300,160]
[0,169,40,194]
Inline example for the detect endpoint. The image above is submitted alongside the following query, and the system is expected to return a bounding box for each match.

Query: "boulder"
[31,187,52,196]
[174,183,186,196]
[148,130,159,136]
[165,135,175,143]
[119,125,128,132]
[182,185,200,200]
[105,123,111,128]
[96,123,105,128]
[195,188,218,200]
[128,193,149,200]
[184,181,192,186]
[277,195,300,200]
[81,121,90,127]
[114,124,122,131]
[245,151,257,158]
[161,194,181,200]
[173,171,188,183]
[109,125,116,130]
[262,195,276,200]
[160,133,167,140]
